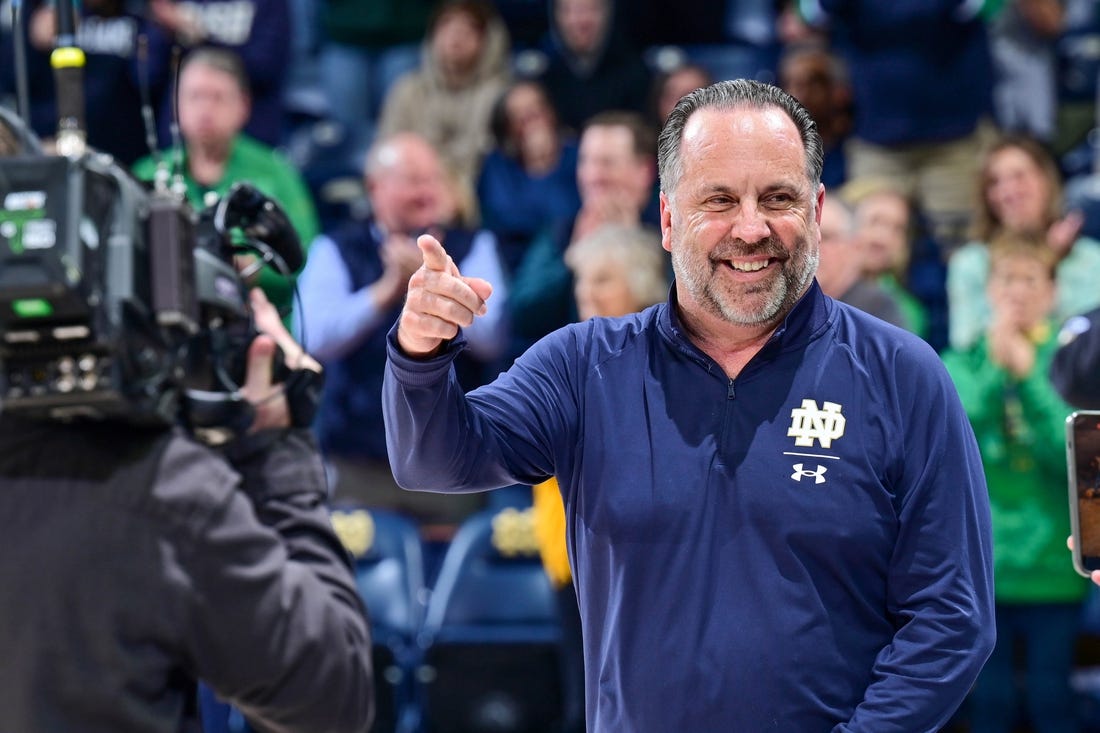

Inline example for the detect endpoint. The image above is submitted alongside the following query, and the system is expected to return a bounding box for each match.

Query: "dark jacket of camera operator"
[0,417,374,733]
[1051,306,1100,409]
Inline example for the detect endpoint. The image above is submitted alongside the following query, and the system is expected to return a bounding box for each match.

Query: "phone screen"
[1068,410,1100,576]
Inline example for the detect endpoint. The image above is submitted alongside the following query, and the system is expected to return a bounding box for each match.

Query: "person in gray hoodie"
[377,0,511,204]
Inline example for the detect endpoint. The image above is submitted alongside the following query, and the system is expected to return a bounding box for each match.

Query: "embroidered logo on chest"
[784,399,846,484]
[787,399,846,448]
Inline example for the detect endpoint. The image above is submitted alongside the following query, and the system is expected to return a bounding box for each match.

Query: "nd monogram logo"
[791,463,827,484]
[787,399,846,448]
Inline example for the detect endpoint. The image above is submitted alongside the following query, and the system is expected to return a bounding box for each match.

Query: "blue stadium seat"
[416,507,563,733]
[331,506,428,733]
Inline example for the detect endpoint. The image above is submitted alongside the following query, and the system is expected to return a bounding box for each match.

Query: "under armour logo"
[787,399,846,448]
[791,463,827,484]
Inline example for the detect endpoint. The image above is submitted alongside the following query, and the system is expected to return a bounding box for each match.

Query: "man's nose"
[729,202,771,243]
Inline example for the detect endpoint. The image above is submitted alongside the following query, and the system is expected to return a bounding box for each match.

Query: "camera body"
[0,150,280,434]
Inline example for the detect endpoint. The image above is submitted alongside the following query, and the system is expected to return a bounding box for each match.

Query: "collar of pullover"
[657,279,833,376]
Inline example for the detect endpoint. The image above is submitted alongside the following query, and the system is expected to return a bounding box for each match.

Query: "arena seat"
[332,505,428,733]
[415,507,563,733]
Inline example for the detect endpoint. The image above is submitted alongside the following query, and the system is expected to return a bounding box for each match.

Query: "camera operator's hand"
[29,5,57,51]
[242,289,320,432]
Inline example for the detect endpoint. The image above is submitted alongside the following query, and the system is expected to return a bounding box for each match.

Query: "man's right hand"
[396,234,493,358]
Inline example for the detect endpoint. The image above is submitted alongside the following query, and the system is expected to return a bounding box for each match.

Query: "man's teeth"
[730,260,768,272]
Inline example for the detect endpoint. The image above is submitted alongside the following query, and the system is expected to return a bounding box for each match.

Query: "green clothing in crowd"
[943,325,1086,604]
[132,135,320,321]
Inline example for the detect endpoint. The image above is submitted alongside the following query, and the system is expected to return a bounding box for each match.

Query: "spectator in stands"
[508,110,659,357]
[0,0,171,165]
[296,131,509,526]
[845,179,930,338]
[817,195,908,329]
[943,239,1085,733]
[648,62,711,130]
[778,41,851,189]
[132,47,319,323]
[525,0,651,133]
[316,0,431,164]
[477,79,581,275]
[377,0,511,204]
[531,222,668,733]
[947,134,1100,350]
[383,79,994,731]
[794,0,997,250]
[148,0,289,147]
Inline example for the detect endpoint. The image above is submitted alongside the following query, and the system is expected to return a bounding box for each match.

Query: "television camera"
[0,5,315,440]
[0,147,313,439]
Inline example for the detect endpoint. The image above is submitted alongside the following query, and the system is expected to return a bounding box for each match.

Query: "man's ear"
[659,192,673,254]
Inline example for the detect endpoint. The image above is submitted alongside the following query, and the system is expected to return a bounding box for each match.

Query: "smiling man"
[383,79,995,732]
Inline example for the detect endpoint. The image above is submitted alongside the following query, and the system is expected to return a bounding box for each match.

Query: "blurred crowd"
[4,0,1100,730]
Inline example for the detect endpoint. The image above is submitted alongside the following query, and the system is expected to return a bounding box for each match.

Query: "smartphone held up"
[1068,411,1100,577]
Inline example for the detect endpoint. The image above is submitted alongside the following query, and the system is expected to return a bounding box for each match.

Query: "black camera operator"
[1051,306,1100,409]
[0,288,374,733]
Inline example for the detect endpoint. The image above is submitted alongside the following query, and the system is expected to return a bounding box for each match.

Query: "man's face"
[660,106,821,327]
[577,124,651,209]
[555,0,607,55]
[815,197,859,298]
[367,138,445,234]
[177,62,249,147]
[854,191,909,276]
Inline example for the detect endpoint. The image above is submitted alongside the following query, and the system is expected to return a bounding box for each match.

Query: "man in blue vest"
[297,131,509,525]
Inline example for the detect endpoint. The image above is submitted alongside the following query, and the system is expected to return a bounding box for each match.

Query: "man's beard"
[670,232,819,327]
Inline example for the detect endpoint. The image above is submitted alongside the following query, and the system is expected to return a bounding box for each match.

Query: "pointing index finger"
[418,234,450,272]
